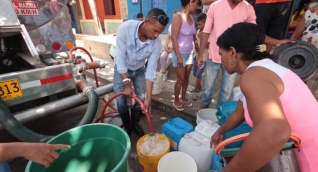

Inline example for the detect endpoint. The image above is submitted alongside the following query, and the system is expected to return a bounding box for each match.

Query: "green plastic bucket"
[25,123,131,172]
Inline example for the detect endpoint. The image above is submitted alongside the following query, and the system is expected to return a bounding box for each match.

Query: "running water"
[139,135,169,156]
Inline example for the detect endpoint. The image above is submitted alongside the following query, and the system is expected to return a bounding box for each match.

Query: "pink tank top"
[239,59,318,171]
[176,12,196,54]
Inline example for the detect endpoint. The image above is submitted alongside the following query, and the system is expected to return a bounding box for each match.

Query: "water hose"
[0,82,99,142]
[69,47,117,111]
[0,99,53,142]
[76,81,99,126]
[215,132,301,155]
[69,47,99,87]
[94,92,154,133]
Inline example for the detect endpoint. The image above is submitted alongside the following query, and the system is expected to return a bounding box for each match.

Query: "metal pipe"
[0,83,114,130]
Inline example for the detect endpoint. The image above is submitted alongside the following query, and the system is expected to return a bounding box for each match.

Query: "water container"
[196,108,219,125]
[152,72,162,95]
[158,152,197,172]
[136,133,170,172]
[25,124,130,172]
[179,132,213,172]
[195,120,220,139]
[217,101,252,148]
[211,151,223,171]
[162,117,194,151]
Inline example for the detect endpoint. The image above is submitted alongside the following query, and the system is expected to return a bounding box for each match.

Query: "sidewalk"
[74,34,223,121]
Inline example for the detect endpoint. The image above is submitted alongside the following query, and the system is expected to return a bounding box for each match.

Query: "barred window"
[104,0,116,15]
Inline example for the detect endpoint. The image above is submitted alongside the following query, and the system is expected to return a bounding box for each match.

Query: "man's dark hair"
[137,13,144,18]
[146,8,169,26]
[217,22,273,61]
[181,0,191,8]
[196,13,206,22]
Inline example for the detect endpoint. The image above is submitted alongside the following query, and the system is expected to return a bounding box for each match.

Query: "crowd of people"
[110,0,318,171]
[2,0,318,171]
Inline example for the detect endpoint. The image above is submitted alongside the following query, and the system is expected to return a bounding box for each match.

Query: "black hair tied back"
[217,22,272,61]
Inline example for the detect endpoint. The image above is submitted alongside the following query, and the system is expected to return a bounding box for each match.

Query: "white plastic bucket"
[158,151,197,172]
[152,72,162,95]
[196,108,218,125]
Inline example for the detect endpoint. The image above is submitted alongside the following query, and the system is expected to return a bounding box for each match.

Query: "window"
[103,0,116,15]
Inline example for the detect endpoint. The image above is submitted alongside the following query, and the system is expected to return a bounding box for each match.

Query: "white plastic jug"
[195,120,220,139]
[158,151,197,172]
[152,72,162,95]
[179,132,214,172]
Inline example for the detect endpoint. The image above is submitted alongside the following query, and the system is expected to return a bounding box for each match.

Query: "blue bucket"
[217,101,252,148]
[210,152,223,171]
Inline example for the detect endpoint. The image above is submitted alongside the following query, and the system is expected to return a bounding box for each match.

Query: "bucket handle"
[215,132,301,155]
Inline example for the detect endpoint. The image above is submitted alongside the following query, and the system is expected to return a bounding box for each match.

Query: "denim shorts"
[193,56,205,79]
[172,52,194,67]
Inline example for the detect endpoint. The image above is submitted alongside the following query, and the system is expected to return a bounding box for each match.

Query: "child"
[189,13,208,93]
[159,9,180,81]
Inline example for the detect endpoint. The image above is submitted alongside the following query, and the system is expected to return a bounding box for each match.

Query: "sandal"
[180,100,193,107]
[173,103,184,111]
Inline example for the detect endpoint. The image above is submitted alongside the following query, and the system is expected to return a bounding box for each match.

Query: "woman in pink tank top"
[171,0,199,111]
[211,22,318,171]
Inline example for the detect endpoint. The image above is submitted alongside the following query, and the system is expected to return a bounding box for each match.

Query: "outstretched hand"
[275,39,294,48]
[24,143,70,167]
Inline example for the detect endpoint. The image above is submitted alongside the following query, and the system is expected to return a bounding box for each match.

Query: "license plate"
[0,79,23,101]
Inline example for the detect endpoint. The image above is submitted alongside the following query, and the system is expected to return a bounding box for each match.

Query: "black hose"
[0,99,53,142]
[0,88,98,142]
[77,88,99,126]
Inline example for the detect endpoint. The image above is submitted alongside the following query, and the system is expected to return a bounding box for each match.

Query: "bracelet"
[123,78,130,83]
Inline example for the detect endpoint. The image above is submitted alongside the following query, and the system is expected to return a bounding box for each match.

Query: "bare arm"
[193,35,199,54]
[290,17,305,41]
[211,100,245,147]
[171,14,182,59]
[264,35,293,47]
[0,143,70,167]
[222,68,291,172]
[197,32,210,66]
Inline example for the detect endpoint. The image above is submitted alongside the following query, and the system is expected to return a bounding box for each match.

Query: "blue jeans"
[113,65,146,114]
[202,59,237,109]
[0,161,11,172]
[171,52,194,67]
[193,56,206,79]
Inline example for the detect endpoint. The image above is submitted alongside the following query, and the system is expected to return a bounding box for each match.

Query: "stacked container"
[179,120,220,172]
[162,117,194,151]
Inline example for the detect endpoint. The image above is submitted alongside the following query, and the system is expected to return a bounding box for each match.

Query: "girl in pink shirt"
[211,22,318,171]
[171,0,199,111]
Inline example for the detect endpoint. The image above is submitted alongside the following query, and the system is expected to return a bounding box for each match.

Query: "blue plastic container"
[162,117,194,151]
[211,152,223,171]
[217,101,252,148]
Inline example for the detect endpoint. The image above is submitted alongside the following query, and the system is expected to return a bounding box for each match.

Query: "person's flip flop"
[180,100,193,107]
[173,103,184,111]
